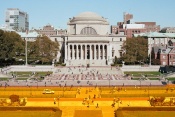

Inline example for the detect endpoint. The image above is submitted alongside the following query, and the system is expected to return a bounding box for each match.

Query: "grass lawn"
[0,78,10,81]
[116,107,175,117]
[74,110,102,117]
[0,107,62,117]
[10,72,53,77]
[124,71,161,77]
[131,78,140,80]
[15,78,28,80]
[148,78,160,80]
[166,77,175,81]
[0,111,57,117]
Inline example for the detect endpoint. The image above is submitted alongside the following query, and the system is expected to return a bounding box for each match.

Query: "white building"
[5,8,29,31]
[50,12,126,66]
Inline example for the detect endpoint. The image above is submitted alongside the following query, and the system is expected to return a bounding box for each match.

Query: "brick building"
[34,24,67,36]
[111,12,160,38]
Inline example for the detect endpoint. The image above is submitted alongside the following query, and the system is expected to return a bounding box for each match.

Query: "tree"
[121,37,148,65]
[28,36,59,64]
[0,30,24,66]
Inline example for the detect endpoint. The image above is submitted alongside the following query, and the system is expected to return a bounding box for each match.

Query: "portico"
[64,40,111,66]
[67,43,109,60]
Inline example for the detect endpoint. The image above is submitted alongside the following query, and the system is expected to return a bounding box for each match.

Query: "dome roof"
[68,12,109,25]
[76,12,102,18]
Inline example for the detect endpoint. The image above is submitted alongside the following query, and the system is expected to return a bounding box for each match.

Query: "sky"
[0,0,175,29]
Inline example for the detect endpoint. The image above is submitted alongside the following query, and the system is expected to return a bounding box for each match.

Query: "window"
[120,38,122,41]
[112,48,115,57]
[163,55,166,59]
[173,62,175,65]
[112,51,114,57]
[173,56,175,59]
[80,27,97,35]
[120,52,122,57]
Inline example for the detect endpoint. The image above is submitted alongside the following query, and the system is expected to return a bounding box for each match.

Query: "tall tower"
[5,8,29,31]
[123,12,133,24]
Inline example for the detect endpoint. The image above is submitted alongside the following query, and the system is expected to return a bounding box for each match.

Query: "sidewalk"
[26,98,151,117]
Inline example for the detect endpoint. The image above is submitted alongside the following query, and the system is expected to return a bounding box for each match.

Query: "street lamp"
[57,96,60,108]
[108,78,110,88]
[25,31,28,66]
[149,33,152,66]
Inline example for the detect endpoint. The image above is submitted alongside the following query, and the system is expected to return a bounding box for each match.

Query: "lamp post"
[25,31,28,66]
[108,78,110,88]
[57,97,60,108]
[149,34,152,66]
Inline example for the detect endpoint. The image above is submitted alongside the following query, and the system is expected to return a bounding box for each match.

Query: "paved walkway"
[26,98,151,117]
[25,87,151,117]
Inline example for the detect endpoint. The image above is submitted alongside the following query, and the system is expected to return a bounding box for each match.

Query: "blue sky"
[0,0,175,29]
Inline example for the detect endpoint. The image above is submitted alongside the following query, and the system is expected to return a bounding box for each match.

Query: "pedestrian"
[87,102,89,108]
[54,98,56,104]
[96,103,99,108]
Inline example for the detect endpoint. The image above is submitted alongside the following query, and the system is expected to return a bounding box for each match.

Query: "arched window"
[80,27,97,35]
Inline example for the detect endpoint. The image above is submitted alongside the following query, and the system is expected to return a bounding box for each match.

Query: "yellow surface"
[1,86,175,117]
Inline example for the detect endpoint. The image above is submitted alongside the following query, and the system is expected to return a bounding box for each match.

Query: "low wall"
[3,65,55,72]
[121,65,160,72]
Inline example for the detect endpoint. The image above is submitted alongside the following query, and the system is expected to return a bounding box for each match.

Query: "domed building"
[50,12,126,66]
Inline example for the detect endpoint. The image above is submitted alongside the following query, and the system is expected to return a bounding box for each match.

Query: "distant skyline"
[0,0,175,29]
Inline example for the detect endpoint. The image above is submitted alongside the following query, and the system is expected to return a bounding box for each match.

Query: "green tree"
[28,36,59,64]
[121,37,148,65]
[0,30,24,66]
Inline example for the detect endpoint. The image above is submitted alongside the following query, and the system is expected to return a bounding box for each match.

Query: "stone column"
[106,44,109,60]
[64,42,67,61]
[94,44,96,60]
[90,44,92,60]
[98,45,100,60]
[85,44,87,60]
[76,44,79,59]
[109,45,112,60]
[72,44,75,60]
[67,44,69,60]
[81,44,83,59]
[103,44,105,60]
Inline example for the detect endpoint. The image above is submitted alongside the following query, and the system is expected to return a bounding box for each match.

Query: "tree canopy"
[121,37,148,65]
[0,30,59,66]
[0,30,24,66]
[28,35,59,64]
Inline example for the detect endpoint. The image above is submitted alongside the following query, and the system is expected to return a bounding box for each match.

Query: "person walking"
[96,103,99,108]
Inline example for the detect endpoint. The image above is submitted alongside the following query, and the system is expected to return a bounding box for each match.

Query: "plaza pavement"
[0,66,164,87]
[24,87,151,117]
[25,98,151,117]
